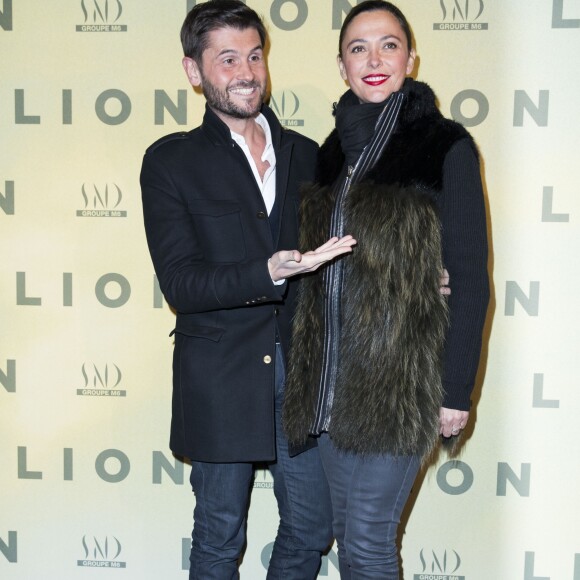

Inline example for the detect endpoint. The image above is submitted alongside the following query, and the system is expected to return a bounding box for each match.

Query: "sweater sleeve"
[437,138,490,410]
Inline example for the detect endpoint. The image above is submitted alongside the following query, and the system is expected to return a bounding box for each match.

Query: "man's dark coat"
[141,104,317,462]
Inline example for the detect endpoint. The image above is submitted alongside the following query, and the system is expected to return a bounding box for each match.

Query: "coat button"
[257,211,266,219]
[274,308,279,316]
[263,355,272,364]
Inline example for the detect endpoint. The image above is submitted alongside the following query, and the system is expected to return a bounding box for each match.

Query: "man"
[140,1,355,578]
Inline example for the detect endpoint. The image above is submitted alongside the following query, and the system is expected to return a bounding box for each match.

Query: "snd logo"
[413,548,464,579]
[270,91,304,127]
[78,535,126,568]
[78,363,126,397]
[434,0,488,30]
[77,0,127,32]
[76,183,127,217]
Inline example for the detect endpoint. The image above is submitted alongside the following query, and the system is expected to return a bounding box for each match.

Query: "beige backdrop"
[2,1,579,578]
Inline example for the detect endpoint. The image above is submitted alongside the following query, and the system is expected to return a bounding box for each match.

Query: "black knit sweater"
[437,138,489,409]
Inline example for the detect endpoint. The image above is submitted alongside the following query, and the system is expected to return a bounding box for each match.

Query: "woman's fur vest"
[283,80,476,458]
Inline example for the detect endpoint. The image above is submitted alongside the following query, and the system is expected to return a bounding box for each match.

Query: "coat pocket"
[170,322,224,342]
[187,199,246,263]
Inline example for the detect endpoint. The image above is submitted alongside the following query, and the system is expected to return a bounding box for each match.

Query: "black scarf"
[334,89,392,165]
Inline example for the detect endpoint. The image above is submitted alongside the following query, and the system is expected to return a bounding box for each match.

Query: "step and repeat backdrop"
[1,1,579,578]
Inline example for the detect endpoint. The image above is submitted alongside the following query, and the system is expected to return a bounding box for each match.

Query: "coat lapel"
[271,141,292,249]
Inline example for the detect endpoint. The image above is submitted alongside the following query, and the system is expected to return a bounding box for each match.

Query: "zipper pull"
[347,165,354,177]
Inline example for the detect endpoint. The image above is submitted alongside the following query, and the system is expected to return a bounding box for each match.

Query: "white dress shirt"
[230,113,277,214]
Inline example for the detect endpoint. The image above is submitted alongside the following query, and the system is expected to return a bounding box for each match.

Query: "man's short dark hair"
[181,0,267,63]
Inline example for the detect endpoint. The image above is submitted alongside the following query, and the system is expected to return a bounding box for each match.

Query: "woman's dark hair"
[181,0,266,62]
[338,0,413,57]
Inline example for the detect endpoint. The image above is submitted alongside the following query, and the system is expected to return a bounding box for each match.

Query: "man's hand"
[268,236,356,282]
[439,407,469,438]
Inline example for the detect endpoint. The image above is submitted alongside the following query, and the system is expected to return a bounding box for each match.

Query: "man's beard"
[201,74,265,119]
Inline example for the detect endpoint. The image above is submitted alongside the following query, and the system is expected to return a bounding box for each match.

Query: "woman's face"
[338,10,415,104]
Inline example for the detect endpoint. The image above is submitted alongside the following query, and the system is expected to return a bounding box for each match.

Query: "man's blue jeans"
[189,344,332,579]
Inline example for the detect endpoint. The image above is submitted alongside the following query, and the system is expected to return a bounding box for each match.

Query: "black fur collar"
[316,79,444,188]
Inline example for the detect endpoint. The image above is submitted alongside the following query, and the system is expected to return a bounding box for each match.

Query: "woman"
[283,1,489,578]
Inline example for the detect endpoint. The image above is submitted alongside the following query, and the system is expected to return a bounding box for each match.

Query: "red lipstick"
[362,74,390,86]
